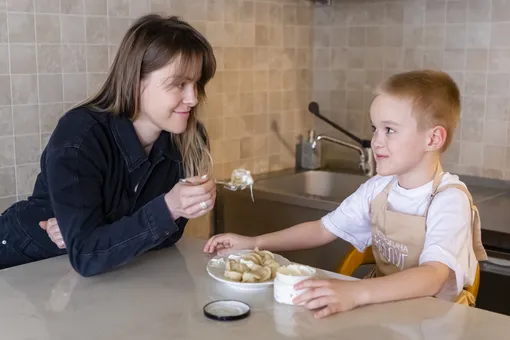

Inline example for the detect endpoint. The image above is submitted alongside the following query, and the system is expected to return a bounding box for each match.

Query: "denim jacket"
[11,107,193,276]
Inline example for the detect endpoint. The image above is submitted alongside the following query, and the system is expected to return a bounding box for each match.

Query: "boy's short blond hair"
[375,70,460,152]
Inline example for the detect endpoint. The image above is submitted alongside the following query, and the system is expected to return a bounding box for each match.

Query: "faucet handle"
[307,129,316,143]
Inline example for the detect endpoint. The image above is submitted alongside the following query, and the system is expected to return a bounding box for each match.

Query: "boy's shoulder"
[436,172,470,196]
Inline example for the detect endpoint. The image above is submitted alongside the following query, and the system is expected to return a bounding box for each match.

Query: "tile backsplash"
[0,0,315,214]
[312,0,510,181]
[2,0,510,235]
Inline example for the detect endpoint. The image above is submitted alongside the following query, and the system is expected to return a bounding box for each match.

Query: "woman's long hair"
[77,14,215,177]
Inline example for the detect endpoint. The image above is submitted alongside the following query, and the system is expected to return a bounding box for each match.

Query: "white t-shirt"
[321,173,477,301]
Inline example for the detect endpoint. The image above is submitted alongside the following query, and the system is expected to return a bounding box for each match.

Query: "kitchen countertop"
[2,237,510,340]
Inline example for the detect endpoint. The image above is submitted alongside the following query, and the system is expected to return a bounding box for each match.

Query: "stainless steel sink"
[254,170,369,202]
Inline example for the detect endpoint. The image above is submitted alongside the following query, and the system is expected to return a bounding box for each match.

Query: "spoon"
[179,169,255,202]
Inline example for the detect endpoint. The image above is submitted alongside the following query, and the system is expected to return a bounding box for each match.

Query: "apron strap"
[432,183,488,262]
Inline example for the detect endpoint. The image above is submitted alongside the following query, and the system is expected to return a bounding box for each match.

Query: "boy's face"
[369,93,430,177]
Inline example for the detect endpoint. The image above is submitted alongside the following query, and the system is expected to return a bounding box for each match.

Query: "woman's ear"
[427,125,447,151]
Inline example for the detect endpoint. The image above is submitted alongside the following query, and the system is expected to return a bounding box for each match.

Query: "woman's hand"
[165,175,216,220]
[39,218,66,249]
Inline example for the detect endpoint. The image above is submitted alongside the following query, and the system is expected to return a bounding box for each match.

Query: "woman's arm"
[45,146,210,277]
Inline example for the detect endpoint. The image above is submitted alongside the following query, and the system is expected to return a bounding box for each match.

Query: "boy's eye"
[371,125,376,132]
[386,127,395,134]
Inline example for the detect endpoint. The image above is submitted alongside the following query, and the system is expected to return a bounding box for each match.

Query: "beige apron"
[367,165,488,306]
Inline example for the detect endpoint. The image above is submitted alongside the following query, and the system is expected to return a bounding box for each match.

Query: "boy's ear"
[427,125,447,151]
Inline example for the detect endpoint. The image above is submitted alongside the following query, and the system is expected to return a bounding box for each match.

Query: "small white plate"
[206,249,291,290]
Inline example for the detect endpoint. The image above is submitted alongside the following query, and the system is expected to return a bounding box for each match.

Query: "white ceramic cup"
[273,264,317,305]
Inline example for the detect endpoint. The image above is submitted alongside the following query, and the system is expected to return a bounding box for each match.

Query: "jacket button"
[164,232,169,236]
[1,240,6,245]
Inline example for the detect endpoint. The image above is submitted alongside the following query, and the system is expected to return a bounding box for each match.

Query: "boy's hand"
[293,278,368,319]
[203,233,256,256]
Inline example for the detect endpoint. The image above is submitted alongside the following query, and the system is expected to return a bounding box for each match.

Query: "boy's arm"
[356,261,450,305]
[254,220,338,252]
[294,261,450,318]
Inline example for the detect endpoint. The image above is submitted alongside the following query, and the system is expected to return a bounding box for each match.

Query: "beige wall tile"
[11,75,38,105]
[0,106,13,136]
[86,0,107,15]
[173,0,207,21]
[63,73,87,102]
[443,49,466,71]
[484,145,506,170]
[16,163,40,195]
[0,14,7,43]
[0,196,16,212]
[108,18,131,44]
[484,120,508,146]
[423,25,445,47]
[7,0,33,12]
[0,76,11,106]
[108,0,129,17]
[385,3,404,25]
[491,23,510,48]
[35,14,61,43]
[467,23,491,49]
[466,48,488,70]
[464,72,486,96]
[37,44,62,73]
[35,0,60,14]
[0,167,16,197]
[0,136,14,167]
[38,74,63,103]
[39,103,64,133]
[0,44,9,74]
[445,24,466,49]
[86,45,108,72]
[13,105,39,134]
[10,44,37,74]
[130,0,150,17]
[86,17,107,44]
[468,0,491,22]
[425,0,446,24]
[61,0,85,15]
[492,0,510,22]
[487,74,510,96]
[486,97,510,121]
[8,13,35,43]
[461,142,483,167]
[447,1,467,23]
[15,134,41,165]
[61,15,85,43]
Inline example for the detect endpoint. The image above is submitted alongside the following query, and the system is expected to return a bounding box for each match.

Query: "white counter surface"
[1,237,509,339]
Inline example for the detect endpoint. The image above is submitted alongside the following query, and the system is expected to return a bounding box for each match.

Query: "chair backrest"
[336,246,375,277]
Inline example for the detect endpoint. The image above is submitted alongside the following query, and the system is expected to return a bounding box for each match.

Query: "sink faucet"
[309,130,376,177]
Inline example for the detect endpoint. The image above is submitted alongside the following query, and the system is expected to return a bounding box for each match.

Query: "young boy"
[204,70,487,319]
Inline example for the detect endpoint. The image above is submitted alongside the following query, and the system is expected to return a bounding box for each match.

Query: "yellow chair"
[336,246,481,303]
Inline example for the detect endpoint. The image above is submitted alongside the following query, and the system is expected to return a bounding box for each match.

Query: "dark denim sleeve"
[45,146,179,277]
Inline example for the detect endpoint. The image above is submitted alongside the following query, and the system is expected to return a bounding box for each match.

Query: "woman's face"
[138,57,199,135]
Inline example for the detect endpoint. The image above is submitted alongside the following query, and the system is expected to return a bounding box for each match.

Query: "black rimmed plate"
[203,300,251,321]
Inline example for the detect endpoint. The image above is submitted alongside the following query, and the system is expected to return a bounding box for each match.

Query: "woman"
[0,14,216,277]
